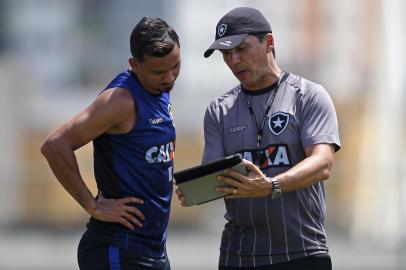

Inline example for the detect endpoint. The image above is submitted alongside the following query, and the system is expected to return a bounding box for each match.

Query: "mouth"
[157,84,174,92]
[164,84,173,89]
[234,69,248,77]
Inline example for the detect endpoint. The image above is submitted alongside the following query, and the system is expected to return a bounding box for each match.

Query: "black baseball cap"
[204,7,272,58]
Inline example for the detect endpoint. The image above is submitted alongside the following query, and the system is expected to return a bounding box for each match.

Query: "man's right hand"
[90,195,145,230]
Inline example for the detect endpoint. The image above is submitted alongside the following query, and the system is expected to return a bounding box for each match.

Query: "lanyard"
[244,72,285,149]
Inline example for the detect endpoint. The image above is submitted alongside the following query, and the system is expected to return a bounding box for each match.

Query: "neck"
[243,60,282,91]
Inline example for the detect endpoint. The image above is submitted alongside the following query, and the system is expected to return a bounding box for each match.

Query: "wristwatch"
[270,177,282,199]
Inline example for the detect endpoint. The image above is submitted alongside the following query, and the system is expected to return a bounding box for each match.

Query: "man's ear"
[128,58,140,71]
[265,33,274,53]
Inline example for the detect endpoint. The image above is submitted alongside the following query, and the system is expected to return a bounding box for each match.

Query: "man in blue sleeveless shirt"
[41,17,180,270]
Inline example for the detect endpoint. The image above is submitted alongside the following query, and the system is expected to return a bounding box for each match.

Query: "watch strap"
[270,177,282,199]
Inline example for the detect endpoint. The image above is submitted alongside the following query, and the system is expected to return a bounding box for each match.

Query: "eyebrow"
[221,41,248,53]
[152,60,180,73]
[171,60,181,69]
[236,40,248,48]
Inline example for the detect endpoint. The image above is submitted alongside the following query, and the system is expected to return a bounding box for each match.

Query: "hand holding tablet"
[174,154,248,206]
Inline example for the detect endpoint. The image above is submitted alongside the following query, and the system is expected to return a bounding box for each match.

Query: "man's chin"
[158,85,174,92]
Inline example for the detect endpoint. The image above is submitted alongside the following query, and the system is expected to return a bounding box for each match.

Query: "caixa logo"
[145,141,175,163]
[238,144,291,170]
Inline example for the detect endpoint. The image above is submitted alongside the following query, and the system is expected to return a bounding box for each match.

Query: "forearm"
[218,144,335,198]
[275,153,333,193]
[41,139,96,214]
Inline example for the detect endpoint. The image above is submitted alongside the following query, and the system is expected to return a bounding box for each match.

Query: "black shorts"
[219,253,332,270]
[77,231,171,270]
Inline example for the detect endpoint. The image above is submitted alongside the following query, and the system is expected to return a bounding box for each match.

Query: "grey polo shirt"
[203,72,341,267]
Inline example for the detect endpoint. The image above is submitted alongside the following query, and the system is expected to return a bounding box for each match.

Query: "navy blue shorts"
[77,231,171,270]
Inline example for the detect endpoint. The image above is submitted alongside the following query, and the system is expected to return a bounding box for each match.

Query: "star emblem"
[272,117,284,128]
[218,24,227,37]
[268,112,290,135]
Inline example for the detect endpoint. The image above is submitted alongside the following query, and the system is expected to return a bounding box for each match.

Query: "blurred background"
[0,0,405,269]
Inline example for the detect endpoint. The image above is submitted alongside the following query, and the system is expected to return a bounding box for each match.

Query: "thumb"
[242,159,260,173]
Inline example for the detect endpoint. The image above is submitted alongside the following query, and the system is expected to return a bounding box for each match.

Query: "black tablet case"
[175,154,248,206]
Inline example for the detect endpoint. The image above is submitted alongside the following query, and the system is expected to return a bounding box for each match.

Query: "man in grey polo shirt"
[198,7,341,270]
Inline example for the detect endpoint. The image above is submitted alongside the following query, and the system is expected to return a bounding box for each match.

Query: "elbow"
[40,139,52,158]
[320,168,331,181]
[320,158,334,181]
[40,136,59,158]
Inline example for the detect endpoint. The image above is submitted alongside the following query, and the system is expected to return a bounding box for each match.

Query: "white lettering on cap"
[219,41,232,46]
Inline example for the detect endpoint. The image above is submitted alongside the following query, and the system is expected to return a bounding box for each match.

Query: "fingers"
[216,186,247,199]
[123,205,145,221]
[220,159,266,186]
[93,196,146,230]
[122,212,143,229]
[217,159,270,198]
[242,159,261,174]
[175,188,182,196]
[119,197,144,228]
[221,160,259,184]
[175,187,187,207]
[118,217,136,230]
[222,169,247,183]
[119,196,144,205]
[217,174,246,189]
[216,186,237,195]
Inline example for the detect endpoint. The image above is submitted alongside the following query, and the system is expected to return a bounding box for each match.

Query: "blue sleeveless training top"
[87,70,175,259]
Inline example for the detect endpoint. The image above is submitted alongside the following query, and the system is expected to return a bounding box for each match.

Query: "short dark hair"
[130,17,180,62]
[250,32,275,58]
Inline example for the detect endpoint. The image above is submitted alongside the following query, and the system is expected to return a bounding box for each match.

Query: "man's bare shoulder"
[92,87,136,134]
[97,87,133,105]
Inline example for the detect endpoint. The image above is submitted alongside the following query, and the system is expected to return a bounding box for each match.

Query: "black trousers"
[77,232,171,270]
[219,253,332,270]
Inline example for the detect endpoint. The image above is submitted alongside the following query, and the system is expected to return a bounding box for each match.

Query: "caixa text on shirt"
[145,141,175,163]
[237,144,291,170]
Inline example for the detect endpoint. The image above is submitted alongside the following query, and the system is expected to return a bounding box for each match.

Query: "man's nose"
[163,71,175,84]
[226,50,240,66]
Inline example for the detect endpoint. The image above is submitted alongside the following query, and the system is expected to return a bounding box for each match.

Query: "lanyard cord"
[244,72,285,149]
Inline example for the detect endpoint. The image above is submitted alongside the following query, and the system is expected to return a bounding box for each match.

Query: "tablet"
[174,154,248,206]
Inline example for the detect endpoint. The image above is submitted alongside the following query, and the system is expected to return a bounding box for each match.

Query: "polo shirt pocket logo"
[268,112,289,136]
